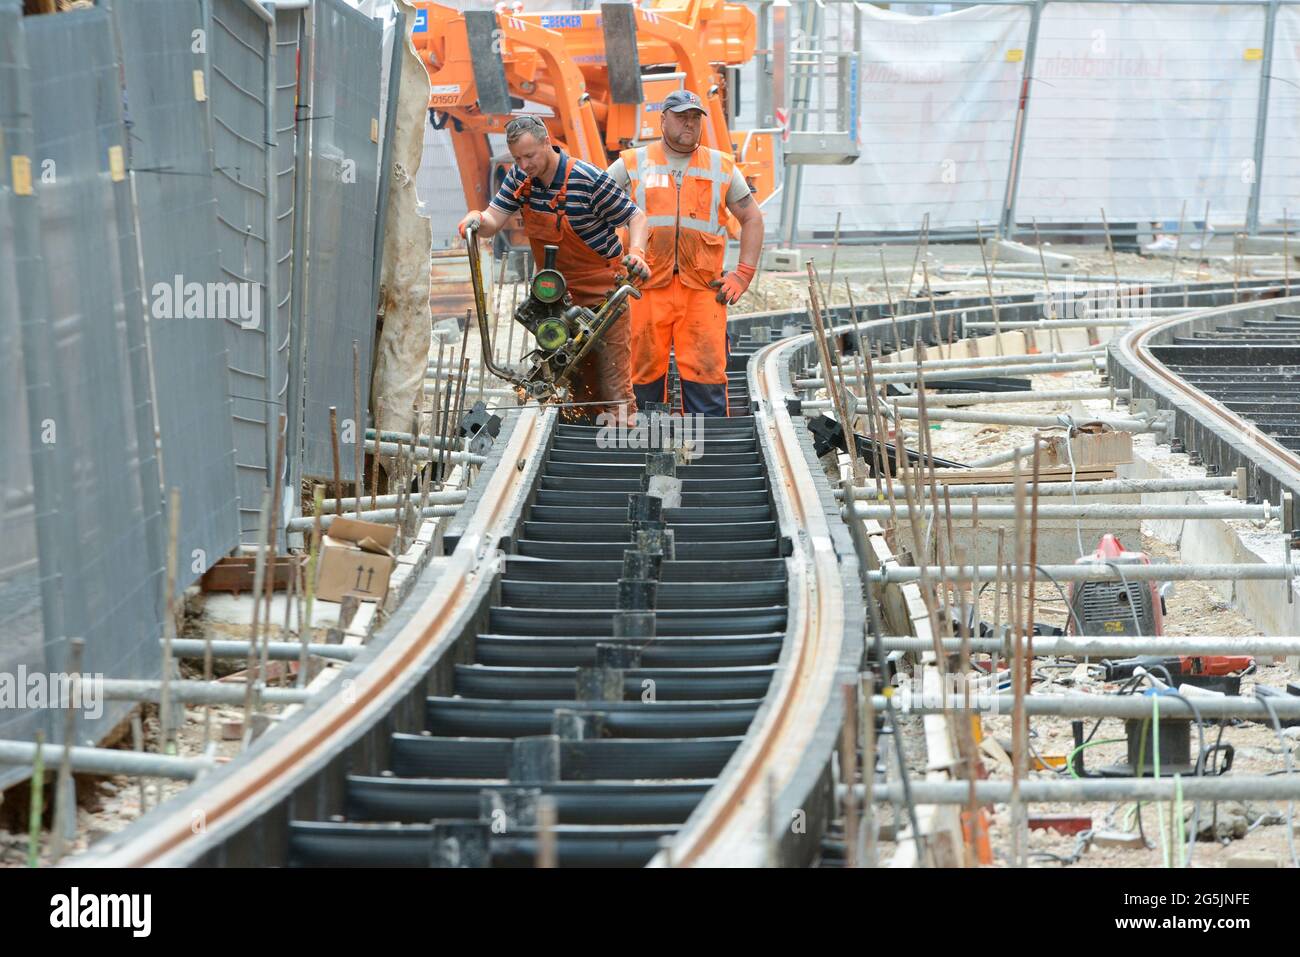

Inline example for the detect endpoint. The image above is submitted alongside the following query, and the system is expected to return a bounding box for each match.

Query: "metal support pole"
[962,317,1179,330]
[422,383,514,400]
[365,438,485,465]
[778,0,817,247]
[838,475,1239,501]
[848,358,1105,386]
[0,742,214,780]
[285,503,458,533]
[790,356,1107,387]
[319,489,466,512]
[968,441,1042,469]
[865,776,1300,805]
[871,694,1300,721]
[1245,0,1280,235]
[998,0,1044,239]
[873,349,1104,372]
[166,638,360,662]
[98,678,312,706]
[870,562,1299,584]
[889,387,1127,407]
[367,427,468,452]
[797,357,1105,388]
[876,635,1300,657]
[888,407,1159,432]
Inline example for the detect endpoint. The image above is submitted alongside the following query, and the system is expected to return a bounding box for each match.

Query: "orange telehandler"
[411,0,775,249]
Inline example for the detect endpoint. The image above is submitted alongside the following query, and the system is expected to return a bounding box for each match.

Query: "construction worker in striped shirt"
[457,115,651,421]
[606,89,765,416]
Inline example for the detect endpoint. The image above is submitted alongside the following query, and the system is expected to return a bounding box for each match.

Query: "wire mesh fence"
[0,0,392,775]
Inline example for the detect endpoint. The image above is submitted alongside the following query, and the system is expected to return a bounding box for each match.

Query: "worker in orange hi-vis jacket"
[457,116,650,423]
[606,90,765,416]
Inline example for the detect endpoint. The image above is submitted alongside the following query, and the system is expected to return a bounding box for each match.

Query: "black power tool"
[467,229,640,405]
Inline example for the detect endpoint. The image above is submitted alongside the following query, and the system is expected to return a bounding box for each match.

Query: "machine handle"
[465,225,531,393]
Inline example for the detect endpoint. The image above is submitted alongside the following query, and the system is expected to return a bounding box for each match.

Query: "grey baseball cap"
[662,89,708,117]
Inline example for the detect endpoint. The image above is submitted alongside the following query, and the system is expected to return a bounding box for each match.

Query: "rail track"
[1110,296,1300,511]
[82,310,865,868]
[78,274,1300,868]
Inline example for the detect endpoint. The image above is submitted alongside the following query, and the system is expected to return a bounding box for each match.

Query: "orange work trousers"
[629,278,729,417]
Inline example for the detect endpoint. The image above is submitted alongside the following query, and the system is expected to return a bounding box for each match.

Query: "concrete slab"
[988,238,1076,271]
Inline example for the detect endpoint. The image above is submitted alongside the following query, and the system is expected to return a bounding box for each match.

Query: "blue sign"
[413,9,427,33]
[540,14,582,29]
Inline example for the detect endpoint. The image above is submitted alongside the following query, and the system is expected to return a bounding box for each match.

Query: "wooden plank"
[904,465,1117,487]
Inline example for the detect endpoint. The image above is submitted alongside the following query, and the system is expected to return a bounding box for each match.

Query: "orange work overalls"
[513,158,636,422]
[620,141,734,417]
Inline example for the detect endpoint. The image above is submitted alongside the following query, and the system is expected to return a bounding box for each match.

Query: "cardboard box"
[1044,428,1133,468]
[316,516,397,603]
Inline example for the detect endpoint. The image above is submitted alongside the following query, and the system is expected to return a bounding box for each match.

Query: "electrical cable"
[1065,738,1126,779]
[1167,691,1206,867]
[1033,563,1087,636]
[1060,414,1087,559]
[1152,694,1169,868]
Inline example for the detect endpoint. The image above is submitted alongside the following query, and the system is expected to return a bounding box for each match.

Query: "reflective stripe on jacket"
[620,141,734,290]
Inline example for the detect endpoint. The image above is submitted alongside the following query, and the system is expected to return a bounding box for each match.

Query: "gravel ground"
[862,345,1299,868]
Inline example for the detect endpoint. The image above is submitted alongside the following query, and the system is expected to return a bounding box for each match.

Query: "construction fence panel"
[1014,2,1266,232]
[299,0,383,482]
[798,3,1030,234]
[0,0,52,784]
[1257,3,1300,228]
[22,8,166,758]
[114,0,241,592]
[208,0,279,541]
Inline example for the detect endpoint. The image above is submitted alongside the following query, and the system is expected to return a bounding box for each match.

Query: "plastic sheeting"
[1016,2,1266,226]
[298,0,383,481]
[372,0,434,454]
[1257,5,1300,227]
[799,4,1029,233]
[114,0,240,589]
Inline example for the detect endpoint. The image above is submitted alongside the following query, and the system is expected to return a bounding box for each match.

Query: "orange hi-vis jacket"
[619,141,735,291]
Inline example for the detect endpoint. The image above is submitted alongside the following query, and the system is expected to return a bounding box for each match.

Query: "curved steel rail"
[84,315,862,867]
[1110,293,1300,507]
[82,276,1298,868]
[660,329,861,867]
[85,407,549,866]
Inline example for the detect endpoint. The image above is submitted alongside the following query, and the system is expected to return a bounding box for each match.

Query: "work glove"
[621,248,650,284]
[458,210,483,239]
[710,262,757,305]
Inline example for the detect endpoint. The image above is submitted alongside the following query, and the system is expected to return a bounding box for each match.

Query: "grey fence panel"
[275,7,304,513]
[0,0,52,786]
[115,0,241,590]
[209,0,277,540]
[24,7,166,753]
[299,0,382,481]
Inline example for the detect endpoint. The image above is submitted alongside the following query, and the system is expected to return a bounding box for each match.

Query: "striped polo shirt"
[488,148,638,259]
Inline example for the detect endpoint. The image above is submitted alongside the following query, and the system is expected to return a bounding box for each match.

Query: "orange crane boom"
[413,0,774,244]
